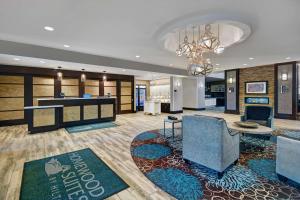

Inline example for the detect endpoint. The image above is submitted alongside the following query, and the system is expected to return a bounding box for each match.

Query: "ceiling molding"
[0,40,188,76]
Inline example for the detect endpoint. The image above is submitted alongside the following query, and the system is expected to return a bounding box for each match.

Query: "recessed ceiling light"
[249,57,254,60]
[169,64,173,66]
[122,69,126,72]
[44,26,54,31]
[285,57,291,60]
[135,55,140,58]
[13,58,20,61]
[215,67,220,70]
[40,61,46,64]
[215,63,220,66]
[243,63,248,66]
[63,44,70,48]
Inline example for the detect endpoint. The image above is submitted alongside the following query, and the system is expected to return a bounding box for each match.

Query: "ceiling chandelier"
[175,24,224,76]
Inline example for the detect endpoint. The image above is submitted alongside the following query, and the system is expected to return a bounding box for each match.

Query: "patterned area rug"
[130,129,300,200]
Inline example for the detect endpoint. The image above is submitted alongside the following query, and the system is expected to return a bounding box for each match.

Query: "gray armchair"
[182,115,240,178]
[276,136,300,184]
[241,106,273,128]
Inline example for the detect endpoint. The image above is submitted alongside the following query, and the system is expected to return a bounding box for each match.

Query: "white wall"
[182,76,205,109]
[170,76,183,112]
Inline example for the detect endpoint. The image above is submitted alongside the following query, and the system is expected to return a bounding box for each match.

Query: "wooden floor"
[0,110,299,200]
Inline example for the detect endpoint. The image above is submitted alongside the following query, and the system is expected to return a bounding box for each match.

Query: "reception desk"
[25,97,116,133]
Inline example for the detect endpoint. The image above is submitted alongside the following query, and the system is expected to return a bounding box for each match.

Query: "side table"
[163,118,182,140]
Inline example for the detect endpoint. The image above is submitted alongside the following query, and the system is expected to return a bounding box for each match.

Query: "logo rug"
[20,148,128,200]
[65,122,118,134]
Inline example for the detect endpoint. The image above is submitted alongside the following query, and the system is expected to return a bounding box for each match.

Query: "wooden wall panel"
[85,86,99,96]
[121,96,131,104]
[33,85,54,97]
[84,105,98,120]
[62,78,79,86]
[85,80,99,86]
[0,111,24,120]
[121,82,132,87]
[63,106,80,122]
[121,104,132,111]
[33,98,40,106]
[0,98,24,111]
[33,77,54,85]
[61,86,79,97]
[0,75,24,84]
[104,81,116,87]
[121,87,131,95]
[33,108,55,127]
[104,87,116,96]
[0,84,24,97]
[101,104,113,118]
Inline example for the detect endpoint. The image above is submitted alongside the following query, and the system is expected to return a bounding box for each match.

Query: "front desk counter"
[25,97,116,133]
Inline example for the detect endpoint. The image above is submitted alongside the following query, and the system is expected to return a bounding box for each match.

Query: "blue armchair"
[241,106,273,128]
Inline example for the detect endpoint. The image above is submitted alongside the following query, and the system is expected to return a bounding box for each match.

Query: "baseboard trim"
[170,110,183,114]
[224,110,240,114]
[275,114,297,120]
[0,119,26,127]
[183,107,205,111]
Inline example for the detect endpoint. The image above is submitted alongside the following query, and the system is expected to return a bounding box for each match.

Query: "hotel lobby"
[1,1,300,200]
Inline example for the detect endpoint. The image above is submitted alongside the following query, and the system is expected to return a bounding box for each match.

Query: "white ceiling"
[0,0,299,73]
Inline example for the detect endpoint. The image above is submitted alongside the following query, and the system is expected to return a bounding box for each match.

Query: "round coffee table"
[228,121,273,135]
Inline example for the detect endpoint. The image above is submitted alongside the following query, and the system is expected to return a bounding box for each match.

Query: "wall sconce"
[81,69,86,82]
[57,66,63,81]
[103,75,107,82]
[228,77,233,84]
[281,72,288,81]
[102,71,107,81]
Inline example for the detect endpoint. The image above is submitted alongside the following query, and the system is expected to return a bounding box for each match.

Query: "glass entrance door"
[136,85,146,111]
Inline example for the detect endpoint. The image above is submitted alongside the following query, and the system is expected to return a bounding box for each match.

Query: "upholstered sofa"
[276,135,300,184]
[182,115,240,177]
[241,106,273,128]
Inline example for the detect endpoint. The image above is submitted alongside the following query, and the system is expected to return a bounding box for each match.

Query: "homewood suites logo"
[45,152,105,200]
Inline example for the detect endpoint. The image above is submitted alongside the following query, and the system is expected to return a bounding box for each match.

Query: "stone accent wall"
[239,65,275,113]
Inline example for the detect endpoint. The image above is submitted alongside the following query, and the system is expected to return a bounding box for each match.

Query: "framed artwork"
[245,81,268,94]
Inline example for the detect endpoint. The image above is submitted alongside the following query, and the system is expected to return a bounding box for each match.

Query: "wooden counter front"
[38,97,116,128]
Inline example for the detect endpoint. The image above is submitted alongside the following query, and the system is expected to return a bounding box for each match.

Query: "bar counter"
[25,97,116,133]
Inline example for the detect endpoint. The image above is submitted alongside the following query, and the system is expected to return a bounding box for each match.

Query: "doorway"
[136,85,146,111]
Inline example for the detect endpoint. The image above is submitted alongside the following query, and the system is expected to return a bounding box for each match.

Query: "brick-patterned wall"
[239,65,275,113]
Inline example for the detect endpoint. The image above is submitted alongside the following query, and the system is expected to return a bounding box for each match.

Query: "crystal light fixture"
[175,31,183,56]
[175,24,224,76]
[187,55,213,76]
[198,24,220,51]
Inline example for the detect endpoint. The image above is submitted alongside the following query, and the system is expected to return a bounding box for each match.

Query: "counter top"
[37,97,115,101]
[24,105,64,110]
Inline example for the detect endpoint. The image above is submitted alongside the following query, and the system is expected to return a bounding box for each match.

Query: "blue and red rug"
[130,129,300,200]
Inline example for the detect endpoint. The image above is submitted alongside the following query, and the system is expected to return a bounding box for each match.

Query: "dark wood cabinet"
[161,103,170,113]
